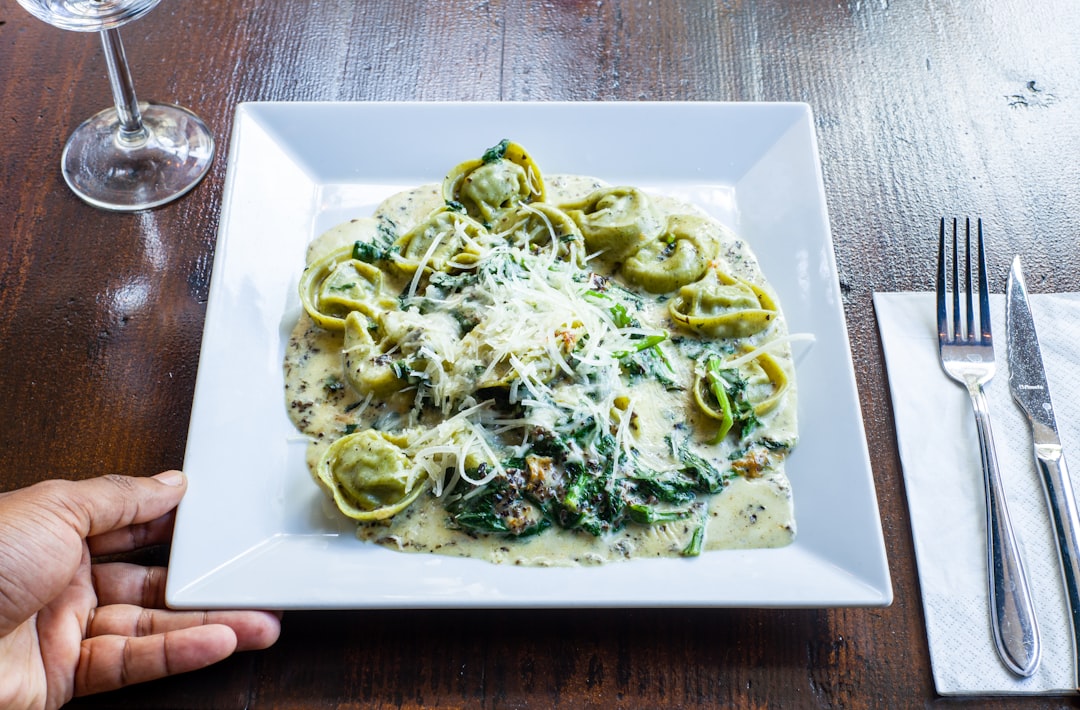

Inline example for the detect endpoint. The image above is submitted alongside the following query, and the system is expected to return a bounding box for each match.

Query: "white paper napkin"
[875,291,1080,695]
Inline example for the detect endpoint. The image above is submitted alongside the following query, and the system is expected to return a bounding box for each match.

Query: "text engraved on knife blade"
[1011,381,1057,427]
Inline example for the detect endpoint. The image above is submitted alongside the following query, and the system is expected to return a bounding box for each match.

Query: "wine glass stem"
[99,28,148,146]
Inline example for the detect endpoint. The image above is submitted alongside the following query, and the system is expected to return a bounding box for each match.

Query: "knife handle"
[971,384,1042,676]
[1034,440,1080,689]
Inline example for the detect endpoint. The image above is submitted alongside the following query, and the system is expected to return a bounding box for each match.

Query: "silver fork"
[937,217,1041,677]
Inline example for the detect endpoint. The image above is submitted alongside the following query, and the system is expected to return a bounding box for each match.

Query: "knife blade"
[1007,255,1080,689]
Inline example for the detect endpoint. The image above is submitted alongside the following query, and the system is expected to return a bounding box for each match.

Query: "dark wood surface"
[2,1,1079,707]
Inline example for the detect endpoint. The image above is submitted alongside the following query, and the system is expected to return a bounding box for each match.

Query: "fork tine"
[937,217,948,339]
[976,218,991,341]
[951,218,961,340]
[964,217,976,343]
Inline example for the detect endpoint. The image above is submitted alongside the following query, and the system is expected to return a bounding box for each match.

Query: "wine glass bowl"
[16,0,214,211]
[16,0,161,31]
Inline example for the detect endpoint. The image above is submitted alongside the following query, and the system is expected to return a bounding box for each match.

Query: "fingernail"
[154,470,186,487]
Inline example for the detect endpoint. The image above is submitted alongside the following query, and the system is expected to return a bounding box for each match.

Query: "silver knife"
[1007,255,1080,688]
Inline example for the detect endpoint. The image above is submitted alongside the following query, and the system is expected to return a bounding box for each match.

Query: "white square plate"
[166,101,891,609]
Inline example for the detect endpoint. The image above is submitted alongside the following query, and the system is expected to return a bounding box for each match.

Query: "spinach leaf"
[626,468,701,504]
[555,462,624,536]
[351,217,399,263]
[620,344,677,388]
[446,475,550,538]
[675,440,730,494]
[682,517,706,557]
[481,139,510,164]
[626,503,693,525]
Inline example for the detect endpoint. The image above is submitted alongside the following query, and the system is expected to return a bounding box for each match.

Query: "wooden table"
[2,1,1079,707]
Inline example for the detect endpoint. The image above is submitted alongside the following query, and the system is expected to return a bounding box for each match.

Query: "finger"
[75,624,238,696]
[0,473,184,640]
[88,604,282,652]
[43,471,187,539]
[91,563,168,608]
[88,509,176,557]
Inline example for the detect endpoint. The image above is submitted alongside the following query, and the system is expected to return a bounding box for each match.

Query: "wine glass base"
[61,101,215,212]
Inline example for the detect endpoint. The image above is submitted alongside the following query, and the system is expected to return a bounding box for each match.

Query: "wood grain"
[2,0,1079,707]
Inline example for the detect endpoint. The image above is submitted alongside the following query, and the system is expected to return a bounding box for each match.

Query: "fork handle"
[970,383,1042,676]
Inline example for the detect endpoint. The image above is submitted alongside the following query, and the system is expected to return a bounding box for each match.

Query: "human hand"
[0,471,281,710]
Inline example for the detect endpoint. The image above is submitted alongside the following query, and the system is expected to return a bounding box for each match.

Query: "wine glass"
[16,0,215,212]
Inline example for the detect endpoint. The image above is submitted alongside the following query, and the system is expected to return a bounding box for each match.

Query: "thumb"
[48,471,189,539]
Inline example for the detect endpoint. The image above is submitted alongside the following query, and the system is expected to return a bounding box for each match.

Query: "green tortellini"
[342,311,402,398]
[620,214,720,293]
[668,267,778,338]
[315,429,426,521]
[496,203,585,264]
[392,208,488,275]
[692,350,790,442]
[299,245,397,332]
[560,186,660,262]
[742,351,790,417]
[442,140,545,225]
